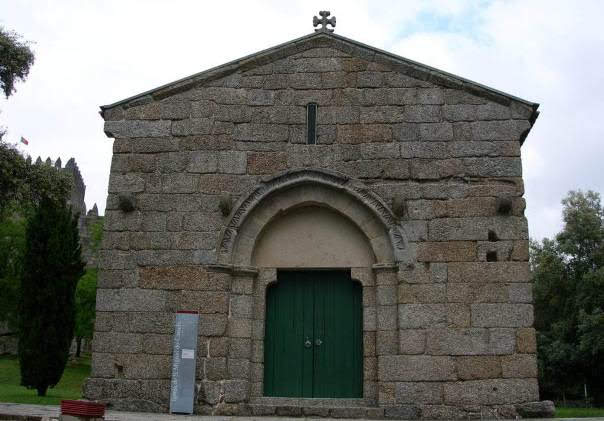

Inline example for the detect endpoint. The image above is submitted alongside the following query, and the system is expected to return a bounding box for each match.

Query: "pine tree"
[18,197,85,396]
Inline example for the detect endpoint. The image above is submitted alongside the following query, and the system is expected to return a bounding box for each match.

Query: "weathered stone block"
[448,262,530,283]
[516,328,537,353]
[230,295,253,319]
[471,304,534,327]
[399,329,426,355]
[431,263,447,283]
[501,354,537,378]
[443,378,539,405]
[403,105,441,122]
[428,216,528,241]
[447,283,508,303]
[426,328,491,356]
[96,288,166,312]
[515,400,555,418]
[447,303,471,328]
[160,100,190,120]
[228,358,250,379]
[198,314,228,336]
[470,120,531,141]
[228,337,251,359]
[360,106,405,124]
[165,285,223,311]
[108,174,145,193]
[105,120,171,138]
[395,382,443,404]
[488,328,516,355]
[97,269,136,288]
[377,330,398,355]
[399,304,446,329]
[365,356,378,380]
[418,122,453,141]
[247,152,287,174]
[228,318,253,338]
[223,380,249,403]
[400,142,446,159]
[161,173,198,193]
[377,285,397,305]
[217,151,247,174]
[92,331,143,354]
[507,283,533,303]
[378,305,398,330]
[205,357,227,380]
[364,331,376,356]
[398,284,446,304]
[455,356,502,380]
[143,334,173,355]
[117,353,172,379]
[410,158,462,179]
[233,123,289,142]
[379,355,456,381]
[129,312,174,334]
[463,157,523,177]
[417,241,477,262]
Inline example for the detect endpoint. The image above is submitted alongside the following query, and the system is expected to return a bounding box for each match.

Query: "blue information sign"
[169,311,199,414]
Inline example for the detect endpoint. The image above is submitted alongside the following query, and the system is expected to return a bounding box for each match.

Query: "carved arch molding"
[216,169,407,267]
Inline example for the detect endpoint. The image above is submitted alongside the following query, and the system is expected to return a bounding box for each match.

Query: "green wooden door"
[264,270,362,398]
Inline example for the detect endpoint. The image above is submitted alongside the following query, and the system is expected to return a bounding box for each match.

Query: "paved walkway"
[1,403,604,421]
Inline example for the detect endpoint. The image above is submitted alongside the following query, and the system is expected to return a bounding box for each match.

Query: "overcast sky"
[1,0,602,241]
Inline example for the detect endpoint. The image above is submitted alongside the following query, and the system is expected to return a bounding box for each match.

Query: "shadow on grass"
[0,354,90,405]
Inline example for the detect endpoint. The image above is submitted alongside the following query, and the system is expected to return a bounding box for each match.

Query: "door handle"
[315,338,322,346]
[304,338,312,348]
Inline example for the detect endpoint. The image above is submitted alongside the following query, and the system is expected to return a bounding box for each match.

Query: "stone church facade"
[85,19,543,419]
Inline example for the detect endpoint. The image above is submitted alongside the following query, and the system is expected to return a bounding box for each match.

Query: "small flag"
[20,136,29,145]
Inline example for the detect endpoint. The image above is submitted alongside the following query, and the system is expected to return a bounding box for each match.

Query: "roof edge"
[100,31,539,122]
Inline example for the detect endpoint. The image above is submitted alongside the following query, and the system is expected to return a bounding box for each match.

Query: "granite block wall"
[85,36,539,419]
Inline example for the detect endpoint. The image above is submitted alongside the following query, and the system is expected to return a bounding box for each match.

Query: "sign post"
[169,311,199,414]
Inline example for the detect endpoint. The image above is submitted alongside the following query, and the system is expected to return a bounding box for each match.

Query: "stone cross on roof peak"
[313,11,336,33]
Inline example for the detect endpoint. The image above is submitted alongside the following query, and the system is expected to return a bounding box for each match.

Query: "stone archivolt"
[218,168,406,267]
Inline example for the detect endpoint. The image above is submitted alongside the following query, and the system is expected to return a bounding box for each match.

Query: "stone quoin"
[85,12,547,419]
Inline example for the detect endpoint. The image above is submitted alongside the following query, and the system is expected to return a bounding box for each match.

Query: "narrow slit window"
[306,103,317,144]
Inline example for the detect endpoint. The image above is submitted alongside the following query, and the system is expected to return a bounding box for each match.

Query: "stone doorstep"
[250,397,369,408]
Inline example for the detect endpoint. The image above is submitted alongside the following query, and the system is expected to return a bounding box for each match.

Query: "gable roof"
[100,31,539,124]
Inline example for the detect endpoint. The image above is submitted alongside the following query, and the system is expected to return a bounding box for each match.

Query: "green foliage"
[18,197,85,397]
[89,218,104,252]
[0,141,71,216]
[0,206,27,331]
[75,268,97,341]
[0,355,90,405]
[0,26,35,99]
[532,190,604,405]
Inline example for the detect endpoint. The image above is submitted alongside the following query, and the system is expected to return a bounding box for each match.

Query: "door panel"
[264,273,314,397]
[313,272,363,398]
[264,270,362,398]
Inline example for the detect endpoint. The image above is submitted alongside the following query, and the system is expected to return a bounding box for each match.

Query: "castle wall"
[85,41,538,419]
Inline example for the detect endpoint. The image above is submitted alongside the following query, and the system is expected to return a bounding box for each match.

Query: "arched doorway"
[216,169,405,402]
[255,206,369,398]
[264,270,362,398]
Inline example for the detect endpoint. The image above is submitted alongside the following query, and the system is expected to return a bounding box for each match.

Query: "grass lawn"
[0,354,90,405]
[556,407,604,418]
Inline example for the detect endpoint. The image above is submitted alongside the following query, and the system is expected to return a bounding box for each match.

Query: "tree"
[0,26,35,99]
[18,197,85,396]
[0,144,71,338]
[532,190,604,405]
[0,141,71,216]
[74,268,97,357]
[0,205,27,334]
